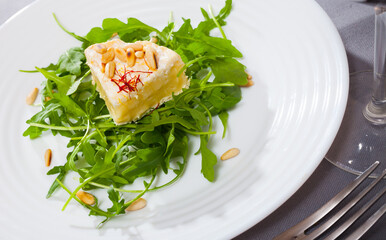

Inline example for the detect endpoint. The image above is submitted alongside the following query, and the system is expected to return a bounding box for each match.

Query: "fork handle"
[272,162,379,240]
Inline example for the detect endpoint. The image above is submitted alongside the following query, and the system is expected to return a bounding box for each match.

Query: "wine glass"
[326,3,386,177]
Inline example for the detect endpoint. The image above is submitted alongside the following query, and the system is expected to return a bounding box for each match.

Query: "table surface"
[1,0,385,239]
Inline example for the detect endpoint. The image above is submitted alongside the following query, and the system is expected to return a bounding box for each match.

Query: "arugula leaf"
[122,147,164,182]
[66,69,91,96]
[218,111,229,138]
[57,47,86,76]
[140,130,165,147]
[197,0,232,35]
[85,145,116,179]
[81,142,96,165]
[23,103,62,138]
[52,92,87,117]
[86,18,161,44]
[210,57,248,85]
[175,19,194,38]
[165,124,175,154]
[135,115,198,133]
[66,80,83,96]
[46,165,66,198]
[160,21,175,46]
[107,188,125,214]
[35,67,75,93]
[183,106,209,126]
[185,35,242,58]
[53,13,90,45]
[199,135,217,182]
[205,86,241,111]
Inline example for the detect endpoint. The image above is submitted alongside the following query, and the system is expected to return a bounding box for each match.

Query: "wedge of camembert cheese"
[84,39,189,125]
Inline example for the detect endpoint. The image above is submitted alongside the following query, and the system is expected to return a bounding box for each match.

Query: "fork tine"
[273,161,379,240]
[347,202,386,240]
[303,168,386,240]
[324,173,386,240]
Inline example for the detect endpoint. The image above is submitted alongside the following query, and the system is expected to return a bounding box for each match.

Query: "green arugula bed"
[22,0,248,226]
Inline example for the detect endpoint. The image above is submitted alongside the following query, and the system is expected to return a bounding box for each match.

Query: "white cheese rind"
[85,39,189,125]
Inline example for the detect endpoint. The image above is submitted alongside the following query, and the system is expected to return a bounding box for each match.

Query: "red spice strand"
[110,69,152,94]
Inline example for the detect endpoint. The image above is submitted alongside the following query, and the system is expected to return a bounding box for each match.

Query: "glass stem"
[363,3,386,125]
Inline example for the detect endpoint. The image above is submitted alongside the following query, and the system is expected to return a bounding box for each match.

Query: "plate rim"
[0,0,349,238]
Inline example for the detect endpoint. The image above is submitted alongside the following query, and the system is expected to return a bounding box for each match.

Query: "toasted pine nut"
[125,42,143,51]
[126,47,136,67]
[101,47,115,63]
[247,73,252,80]
[135,51,144,58]
[76,191,96,205]
[45,96,52,102]
[44,149,52,167]
[94,44,107,54]
[114,47,127,62]
[126,198,147,211]
[26,87,39,105]
[220,148,240,161]
[150,37,158,43]
[105,61,116,78]
[144,48,157,70]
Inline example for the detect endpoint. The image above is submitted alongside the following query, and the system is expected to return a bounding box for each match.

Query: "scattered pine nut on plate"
[26,87,39,105]
[221,148,240,161]
[76,191,96,205]
[44,149,52,167]
[126,198,147,211]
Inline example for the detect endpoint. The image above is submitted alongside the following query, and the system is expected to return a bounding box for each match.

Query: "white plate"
[0,0,348,239]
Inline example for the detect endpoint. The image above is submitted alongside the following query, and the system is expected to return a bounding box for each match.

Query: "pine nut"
[76,191,96,205]
[126,198,147,211]
[94,44,107,54]
[105,61,116,78]
[144,48,157,70]
[135,50,144,58]
[126,47,136,67]
[101,47,115,63]
[114,47,127,62]
[125,42,143,51]
[44,149,52,167]
[26,87,39,105]
[247,73,252,80]
[220,148,240,161]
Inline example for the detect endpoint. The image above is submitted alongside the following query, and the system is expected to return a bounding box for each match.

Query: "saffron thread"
[111,68,153,95]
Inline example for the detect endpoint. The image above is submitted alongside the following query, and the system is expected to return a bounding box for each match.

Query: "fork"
[274,161,386,240]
